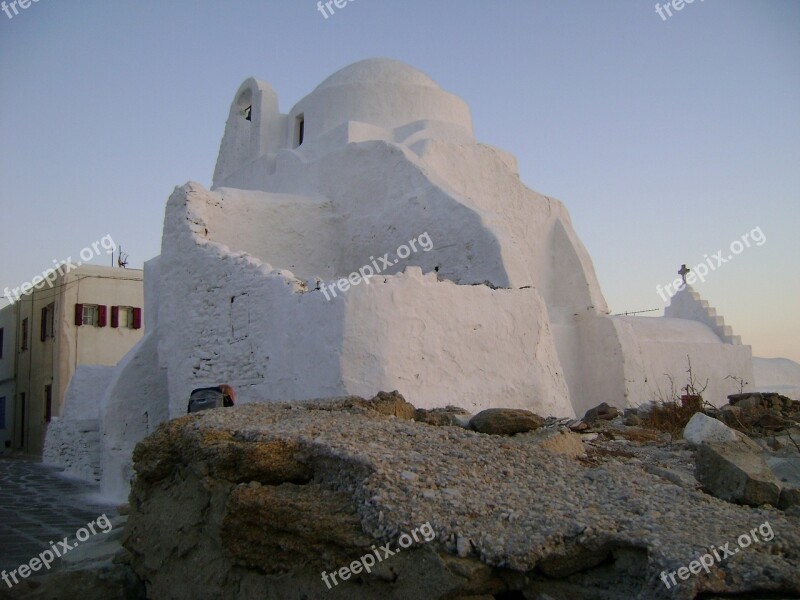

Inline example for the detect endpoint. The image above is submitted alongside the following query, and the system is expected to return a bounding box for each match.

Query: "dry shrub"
[642,396,704,435]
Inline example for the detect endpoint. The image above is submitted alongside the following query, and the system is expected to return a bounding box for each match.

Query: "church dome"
[290,58,473,146]
[314,58,441,91]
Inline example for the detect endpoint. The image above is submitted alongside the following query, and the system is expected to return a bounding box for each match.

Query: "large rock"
[728,392,793,409]
[121,401,800,600]
[683,412,739,445]
[722,392,800,437]
[695,442,782,507]
[766,455,800,509]
[469,408,544,435]
[582,402,619,423]
[415,406,472,428]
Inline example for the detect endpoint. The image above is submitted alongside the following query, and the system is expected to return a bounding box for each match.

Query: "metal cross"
[678,264,690,285]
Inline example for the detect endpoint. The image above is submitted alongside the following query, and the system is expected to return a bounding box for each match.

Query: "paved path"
[0,456,117,575]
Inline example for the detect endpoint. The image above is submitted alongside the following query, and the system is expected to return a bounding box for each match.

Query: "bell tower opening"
[236,88,253,122]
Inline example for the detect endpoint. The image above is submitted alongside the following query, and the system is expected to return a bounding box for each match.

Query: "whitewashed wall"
[86,58,797,502]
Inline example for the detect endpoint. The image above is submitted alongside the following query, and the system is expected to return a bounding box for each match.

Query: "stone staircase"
[665,285,742,345]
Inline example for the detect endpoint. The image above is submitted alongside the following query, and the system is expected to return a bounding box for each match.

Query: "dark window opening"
[295,114,305,147]
[19,393,25,448]
[44,385,52,423]
[236,88,253,123]
[40,303,55,341]
[20,318,28,351]
[0,327,4,359]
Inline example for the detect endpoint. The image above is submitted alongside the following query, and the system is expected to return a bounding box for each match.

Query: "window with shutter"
[98,305,107,327]
[40,303,55,340]
[47,303,54,338]
[132,307,142,330]
[111,306,119,328]
[75,304,83,326]
[20,319,28,351]
[79,305,99,326]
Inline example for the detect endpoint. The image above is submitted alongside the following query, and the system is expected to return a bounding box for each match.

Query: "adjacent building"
[0,304,17,455]
[7,265,144,455]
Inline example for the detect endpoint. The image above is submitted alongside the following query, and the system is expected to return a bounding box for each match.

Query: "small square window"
[118,307,135,328]
[82,305,99,326]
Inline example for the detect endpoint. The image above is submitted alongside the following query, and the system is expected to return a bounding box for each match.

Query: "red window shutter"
[132,307,142,330]
[74,304,83,326]
[98,305,107,327]
[111,306,119,328]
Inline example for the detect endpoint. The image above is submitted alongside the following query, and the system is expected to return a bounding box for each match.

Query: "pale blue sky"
[1,0,798,361]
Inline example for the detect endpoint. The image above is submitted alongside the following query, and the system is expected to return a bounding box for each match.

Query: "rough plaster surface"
[41,365,113,482]
[610,315,754,409]
[41,418,101,483]
[61,365,114,420]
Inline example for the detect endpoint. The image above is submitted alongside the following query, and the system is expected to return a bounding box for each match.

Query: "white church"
[43,58,800,501]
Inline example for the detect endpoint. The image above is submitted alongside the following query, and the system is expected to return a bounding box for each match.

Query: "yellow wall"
[13,265,144,455]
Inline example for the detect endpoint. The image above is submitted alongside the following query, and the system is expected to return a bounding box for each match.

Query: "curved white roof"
[314,58,441,91]
[291,58,473,145]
